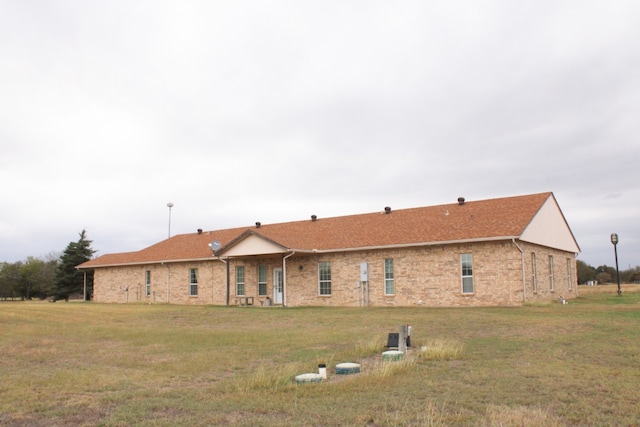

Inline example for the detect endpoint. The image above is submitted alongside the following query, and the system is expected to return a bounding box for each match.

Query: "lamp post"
[167,202,174,238]
[610,233,621,296]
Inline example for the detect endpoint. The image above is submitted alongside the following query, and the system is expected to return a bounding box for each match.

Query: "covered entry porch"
[214,230,311,307]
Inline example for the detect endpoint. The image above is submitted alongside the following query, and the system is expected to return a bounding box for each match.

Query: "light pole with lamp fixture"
[610,233,621,296]
[167,202,174,238]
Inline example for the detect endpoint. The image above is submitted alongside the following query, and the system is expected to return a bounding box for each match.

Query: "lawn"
[1,285,639,426]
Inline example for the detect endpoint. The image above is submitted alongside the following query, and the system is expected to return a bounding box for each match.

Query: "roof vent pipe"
[384,206,392,214]
[197,229,203,234]
[255,222,261,228]
[311,215,317,221]
[458,197,465,205]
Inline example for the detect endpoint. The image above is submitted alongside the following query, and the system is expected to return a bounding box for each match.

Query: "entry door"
[273,268,283,304]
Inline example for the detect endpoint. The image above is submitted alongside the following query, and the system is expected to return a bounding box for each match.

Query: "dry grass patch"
[231,364,300,393]
[374,356,418,378]
[418,338,464,361]
[377,399,456,427]
[578,283,640,296]
[481,404,564,427]
[351,336,387,358]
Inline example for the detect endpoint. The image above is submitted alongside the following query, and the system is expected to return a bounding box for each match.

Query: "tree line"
[577,260,640,285]
[0,230,95,301]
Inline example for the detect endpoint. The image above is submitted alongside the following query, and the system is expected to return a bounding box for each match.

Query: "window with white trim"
[549,256,554,291]
[145,270,151,297]
[461,254,474,294]
[258,265,267,296]
[236,266,245,296]
[319,262,331,295]
[384,259,395,295]
[531,253,537,292]
[567,258,573,290]
[189,268,198,297]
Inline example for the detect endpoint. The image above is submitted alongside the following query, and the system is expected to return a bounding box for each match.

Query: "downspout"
[75,267,88,301]
[575,253,579,298]
[512,239,526,303]
[226,258,230,306]
[283,251,295,307]
[211,259,215,305]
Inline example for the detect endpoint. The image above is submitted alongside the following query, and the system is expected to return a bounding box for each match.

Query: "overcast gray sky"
[1,1,638,269]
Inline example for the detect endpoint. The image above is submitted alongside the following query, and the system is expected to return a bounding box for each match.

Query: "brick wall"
[276,240,576,307]
[92,240,577,307]
[516,241,578,304]
[93,261,228,305]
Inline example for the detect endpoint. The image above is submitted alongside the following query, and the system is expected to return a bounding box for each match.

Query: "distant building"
[78,192,580,307]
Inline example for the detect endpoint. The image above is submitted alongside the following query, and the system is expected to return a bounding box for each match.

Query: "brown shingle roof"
[79,192,553,268]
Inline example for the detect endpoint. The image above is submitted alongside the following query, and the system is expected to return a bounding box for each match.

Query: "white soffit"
[520,196,580,253]
[222,234,287,257]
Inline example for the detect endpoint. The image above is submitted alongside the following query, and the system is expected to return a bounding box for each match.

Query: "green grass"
[1,284,639,426]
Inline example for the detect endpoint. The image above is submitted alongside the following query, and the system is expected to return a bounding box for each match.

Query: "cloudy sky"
[1,1,638,269]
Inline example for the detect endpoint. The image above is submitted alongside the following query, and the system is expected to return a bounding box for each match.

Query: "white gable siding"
[520,196,580,253]
[223,234,287,257]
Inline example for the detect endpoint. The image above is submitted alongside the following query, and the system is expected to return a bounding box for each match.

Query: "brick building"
[78,192,580,307]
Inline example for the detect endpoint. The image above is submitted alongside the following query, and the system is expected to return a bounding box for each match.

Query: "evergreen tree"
[52,230,96,301]
[576,259,596,284]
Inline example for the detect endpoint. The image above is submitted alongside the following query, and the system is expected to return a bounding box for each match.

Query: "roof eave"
[77,256,220,269]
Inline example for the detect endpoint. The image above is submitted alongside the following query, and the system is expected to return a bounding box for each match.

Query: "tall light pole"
[610,233,621,296]
[167,202,174,238]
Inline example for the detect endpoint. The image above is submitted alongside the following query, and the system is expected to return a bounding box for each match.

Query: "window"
[236,266,245,296]
[189,268,198,297]
[384,259,395,295]
[549,256,554,291]
[567,258,573,290]
[145,270,151,297]
[461,254,474,294]
[258,265,267,296]
[318,262,331,295]
[531,253,537,292]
